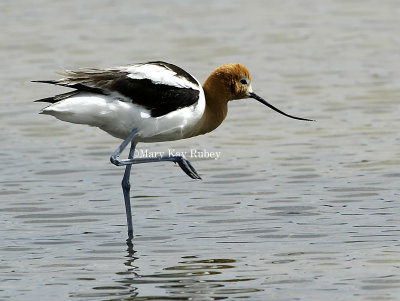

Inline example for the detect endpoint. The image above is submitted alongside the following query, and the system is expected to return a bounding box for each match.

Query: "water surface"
[1,0,400,300]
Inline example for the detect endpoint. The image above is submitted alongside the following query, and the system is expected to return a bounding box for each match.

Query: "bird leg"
[110,129,201,179]
[122,141,136,239]
[110,128,201,239]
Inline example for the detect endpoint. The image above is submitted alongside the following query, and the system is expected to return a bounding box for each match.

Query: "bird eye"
[240,78,248,85]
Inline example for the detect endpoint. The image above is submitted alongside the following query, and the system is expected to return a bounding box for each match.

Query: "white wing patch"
[121,64,200,90]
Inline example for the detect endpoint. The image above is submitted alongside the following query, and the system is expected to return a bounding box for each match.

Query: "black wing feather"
[104,76,199,117]
[33,62,200,117]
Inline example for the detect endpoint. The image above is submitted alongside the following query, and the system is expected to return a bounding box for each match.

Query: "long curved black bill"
[249,92,314,122]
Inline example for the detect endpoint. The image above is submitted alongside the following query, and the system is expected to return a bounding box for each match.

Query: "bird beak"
[249,92,314,122]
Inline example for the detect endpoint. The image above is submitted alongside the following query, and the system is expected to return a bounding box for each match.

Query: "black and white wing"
[34,61,202,117]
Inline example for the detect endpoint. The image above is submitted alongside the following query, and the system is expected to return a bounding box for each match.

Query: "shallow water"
[1,0,400,300]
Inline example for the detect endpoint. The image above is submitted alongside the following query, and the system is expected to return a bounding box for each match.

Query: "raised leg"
[110,129,201,180]
[114,156,201,179]
[110,128,201,239]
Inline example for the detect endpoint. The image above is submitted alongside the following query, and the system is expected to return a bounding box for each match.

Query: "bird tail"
[33,90,80,104]
[32,80,74,103]
[32,79,106,104]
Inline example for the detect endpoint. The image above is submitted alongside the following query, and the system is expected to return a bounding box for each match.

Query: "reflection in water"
[71,242,261,300]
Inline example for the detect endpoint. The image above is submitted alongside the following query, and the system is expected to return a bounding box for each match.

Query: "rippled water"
[1,0,400,300]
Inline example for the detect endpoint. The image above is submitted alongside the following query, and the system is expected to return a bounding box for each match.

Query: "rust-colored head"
[203,63,253,102]
[190,63,313,138]
[202,63,314,124]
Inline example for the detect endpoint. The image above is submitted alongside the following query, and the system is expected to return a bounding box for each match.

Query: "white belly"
[40,91,206,142]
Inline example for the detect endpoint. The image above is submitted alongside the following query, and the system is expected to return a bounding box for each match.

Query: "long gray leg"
[110,128,139,164]
[110,129,201,180]
[110,128,201,239]
[121,141,136,239]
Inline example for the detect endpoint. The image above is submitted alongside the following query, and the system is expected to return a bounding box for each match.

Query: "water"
[1,0,400,300]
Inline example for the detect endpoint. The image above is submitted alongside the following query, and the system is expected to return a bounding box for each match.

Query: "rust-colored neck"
[185,63,252,138]
[186,77,231,137]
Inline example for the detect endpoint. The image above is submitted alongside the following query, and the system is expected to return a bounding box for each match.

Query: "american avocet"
[34,61,313,239]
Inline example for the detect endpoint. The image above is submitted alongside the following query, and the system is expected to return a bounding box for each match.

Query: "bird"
[34,61,313,239]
